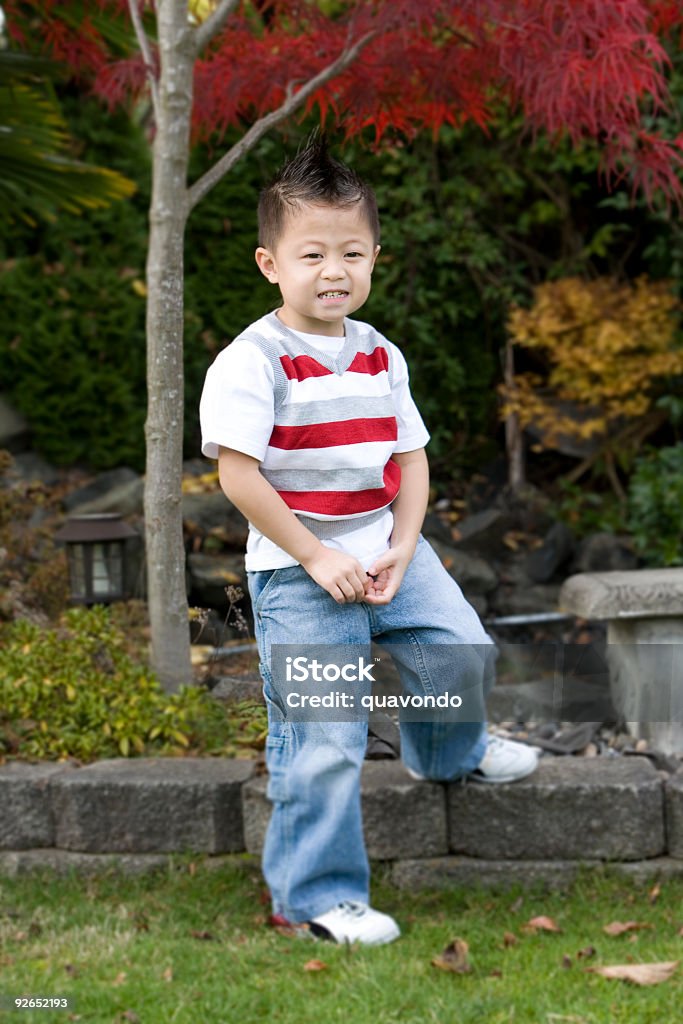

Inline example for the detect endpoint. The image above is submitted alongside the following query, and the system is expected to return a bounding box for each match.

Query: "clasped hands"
[301,543,414,606]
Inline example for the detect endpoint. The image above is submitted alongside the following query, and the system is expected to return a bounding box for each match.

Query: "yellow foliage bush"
[500,276,683,449]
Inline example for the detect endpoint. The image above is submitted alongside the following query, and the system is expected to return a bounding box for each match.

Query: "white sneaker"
[309,900,400,945]
[469,734,539,784]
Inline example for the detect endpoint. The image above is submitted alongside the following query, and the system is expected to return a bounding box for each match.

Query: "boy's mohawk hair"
[258,135,380,250]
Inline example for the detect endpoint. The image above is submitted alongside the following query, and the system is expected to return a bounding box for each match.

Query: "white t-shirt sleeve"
[387,342,431,453]
[199,341,275,461]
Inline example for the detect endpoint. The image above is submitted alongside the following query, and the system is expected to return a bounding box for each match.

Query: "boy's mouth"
[318,290,349,299]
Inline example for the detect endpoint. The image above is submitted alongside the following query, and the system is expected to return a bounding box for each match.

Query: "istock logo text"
[285,656,376,683]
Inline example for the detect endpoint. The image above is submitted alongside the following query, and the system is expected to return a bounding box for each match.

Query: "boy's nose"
[321,259,345,279]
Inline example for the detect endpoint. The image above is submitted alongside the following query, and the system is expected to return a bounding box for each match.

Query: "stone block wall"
[1,756,682,885]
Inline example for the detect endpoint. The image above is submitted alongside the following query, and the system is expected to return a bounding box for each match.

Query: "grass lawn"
[0,860,681,1024]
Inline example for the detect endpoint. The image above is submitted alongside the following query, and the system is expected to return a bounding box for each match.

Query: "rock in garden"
[525,521,575,583]
[63,467,142,515]
[572,532,639,573]
[0,394,30,453]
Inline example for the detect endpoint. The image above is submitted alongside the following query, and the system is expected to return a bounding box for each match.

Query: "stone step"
[242,760,448,860]
[1,756,679,867]
[666,770,683,857]
[0,763,74,849]
[3,848,682,886]
[0,849,174,878]
[49,758,254,854]
[244,757,666,864]
[448,757,665,861]
[391,855,683,891]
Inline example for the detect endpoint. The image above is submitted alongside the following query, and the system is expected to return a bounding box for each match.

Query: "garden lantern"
[55,513,138,605]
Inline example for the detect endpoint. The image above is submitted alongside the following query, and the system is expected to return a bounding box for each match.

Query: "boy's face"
[255,203,380,337]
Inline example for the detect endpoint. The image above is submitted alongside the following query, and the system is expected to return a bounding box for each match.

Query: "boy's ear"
[255,247,278,283]
[371,244,381,271]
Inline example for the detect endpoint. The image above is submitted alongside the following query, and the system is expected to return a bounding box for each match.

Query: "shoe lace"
[336,900,367,918]
[486,734,506,752]
[472,733,507,772]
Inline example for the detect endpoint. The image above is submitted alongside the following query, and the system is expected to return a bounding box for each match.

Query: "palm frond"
[0,49,61,83]
[0,51,136,223]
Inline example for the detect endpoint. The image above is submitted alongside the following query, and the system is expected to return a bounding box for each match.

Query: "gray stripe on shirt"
[276,395,395,427]
[263,466,390,492]
[297,507,391,538]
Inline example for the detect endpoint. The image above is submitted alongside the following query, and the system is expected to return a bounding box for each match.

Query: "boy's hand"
[362,542,414,605]
[301,546,369,604]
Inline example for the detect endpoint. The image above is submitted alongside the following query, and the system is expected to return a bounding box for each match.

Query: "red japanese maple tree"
[6,0,682,689]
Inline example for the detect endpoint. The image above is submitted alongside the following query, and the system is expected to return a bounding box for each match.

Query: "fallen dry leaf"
[432,938,472,974]
[649,882,661,905]
[576,946,596,960]
[561,954,573,969]
[162,966,173,982]
[503,931,518,948]
[190,930,215,941]
[112,972,127,986]
[190,646,215,666]
[586,960,679,986]
[523,915,562,934]
[181,471,219,494]
[303,959,328,972]
[603,921,653,937]
[268,914,311,939]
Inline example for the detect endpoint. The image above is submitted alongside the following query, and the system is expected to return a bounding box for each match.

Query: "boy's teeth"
[320,291,346,297]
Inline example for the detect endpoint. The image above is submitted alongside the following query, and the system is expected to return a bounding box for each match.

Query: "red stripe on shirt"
[277,460,401,515]
[347,347,389,375]
[269,417,398,450]
[280,355,333,381]
[279,346,389,381]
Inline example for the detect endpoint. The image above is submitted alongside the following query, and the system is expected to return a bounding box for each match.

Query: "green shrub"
[552,479,624,539]
[0,249,148,469]
[627,443,683,566]
[0,605,266,762]
[0,96,150,469]
[318,123,656,472]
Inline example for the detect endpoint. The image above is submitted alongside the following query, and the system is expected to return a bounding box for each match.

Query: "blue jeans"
[248,535,494,923]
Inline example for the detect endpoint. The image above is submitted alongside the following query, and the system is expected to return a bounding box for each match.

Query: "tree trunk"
[144,0,194,691]
[504,337,525,491]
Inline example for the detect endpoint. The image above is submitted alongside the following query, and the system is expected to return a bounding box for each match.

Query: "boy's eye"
[345,251,363,258]
[303,253,323,260]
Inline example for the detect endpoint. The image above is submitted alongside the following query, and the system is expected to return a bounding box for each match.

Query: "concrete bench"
[560,568,683,754]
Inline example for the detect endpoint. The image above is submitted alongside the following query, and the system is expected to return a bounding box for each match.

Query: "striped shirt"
[200,311,430,570]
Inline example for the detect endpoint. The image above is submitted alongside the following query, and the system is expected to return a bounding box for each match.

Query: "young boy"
[199,138,538,946]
